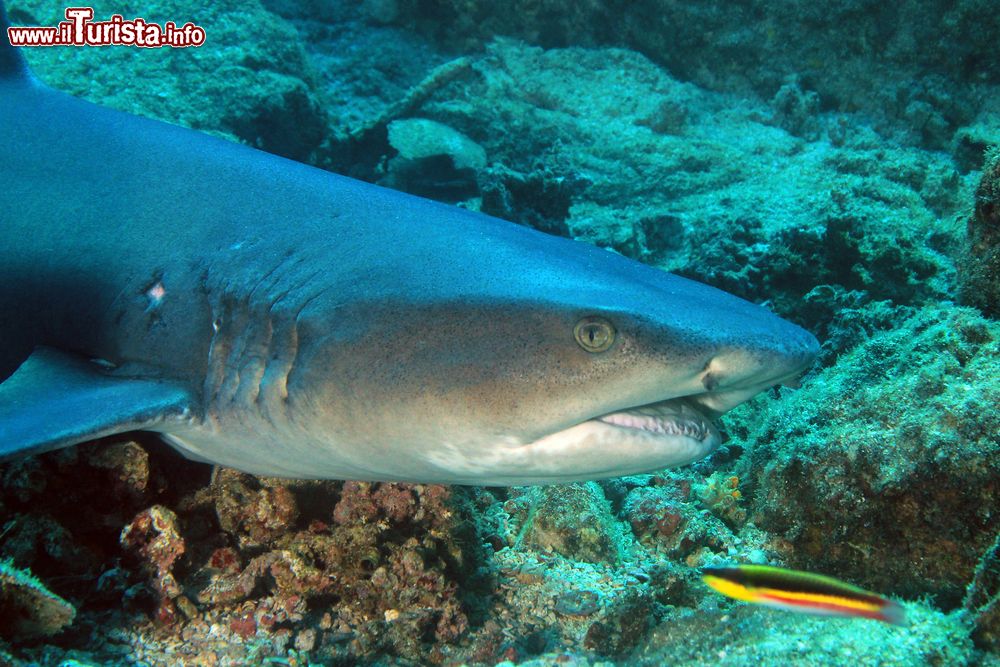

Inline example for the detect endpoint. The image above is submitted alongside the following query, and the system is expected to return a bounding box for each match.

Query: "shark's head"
[284,224,819,485]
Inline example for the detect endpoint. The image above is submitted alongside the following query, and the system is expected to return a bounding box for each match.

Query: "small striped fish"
[702,564,906,625]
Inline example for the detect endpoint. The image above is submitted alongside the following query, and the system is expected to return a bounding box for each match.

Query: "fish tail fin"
[880,599,907,626]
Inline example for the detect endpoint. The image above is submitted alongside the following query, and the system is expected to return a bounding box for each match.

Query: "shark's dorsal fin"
[0,1,29,81]
[0,348,193,460]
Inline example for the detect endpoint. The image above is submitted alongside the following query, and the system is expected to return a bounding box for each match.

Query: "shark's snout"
[685,318,819,416]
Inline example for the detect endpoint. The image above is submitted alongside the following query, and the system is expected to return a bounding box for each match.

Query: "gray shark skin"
[0,7,818,485]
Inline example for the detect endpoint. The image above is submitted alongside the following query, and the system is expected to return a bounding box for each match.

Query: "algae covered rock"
[960,146,1000,318]
[394,0,999,151]
[383,117,486,199]
[738,305,1000,607]
[965,532,1000,652]
[0,560,75,639]
[412,40,962,331]
[388,117,487,170]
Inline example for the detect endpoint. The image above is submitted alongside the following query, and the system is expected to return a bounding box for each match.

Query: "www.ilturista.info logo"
[7,7,206,48]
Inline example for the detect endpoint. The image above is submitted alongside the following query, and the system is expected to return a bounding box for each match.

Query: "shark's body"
[0,10,818,485]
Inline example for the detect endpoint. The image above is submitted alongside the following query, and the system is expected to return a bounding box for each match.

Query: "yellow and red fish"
[702,564,906,625]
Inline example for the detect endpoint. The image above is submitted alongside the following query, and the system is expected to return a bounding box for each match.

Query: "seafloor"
[1,0,999,665]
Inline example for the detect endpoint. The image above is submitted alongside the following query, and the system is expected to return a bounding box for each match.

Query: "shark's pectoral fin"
[0,347,193,460]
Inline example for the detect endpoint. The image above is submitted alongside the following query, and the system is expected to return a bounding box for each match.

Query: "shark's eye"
[574,316,615,353]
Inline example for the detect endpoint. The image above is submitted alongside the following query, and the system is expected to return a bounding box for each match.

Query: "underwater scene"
[0,0,998,665]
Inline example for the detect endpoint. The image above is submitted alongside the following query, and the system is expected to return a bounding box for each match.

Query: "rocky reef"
[965,531,1000,653]
[2,0,999,664]
[737,305,1000,606]
[9,0,327,160]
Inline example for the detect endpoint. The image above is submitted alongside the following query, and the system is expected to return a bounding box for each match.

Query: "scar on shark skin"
[145,281,166,309]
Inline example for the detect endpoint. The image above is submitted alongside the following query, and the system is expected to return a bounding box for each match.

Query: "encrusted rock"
[212,470,299,548]
[121,505,186,604]
[382,118,486,199]
[964,532,1000,651]
[0,560,76,639]
[507,483,625,564]
[388,117,486,170]
[85,441,150,500]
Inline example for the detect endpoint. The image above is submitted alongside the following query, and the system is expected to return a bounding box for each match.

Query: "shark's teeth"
[598,411,709,441]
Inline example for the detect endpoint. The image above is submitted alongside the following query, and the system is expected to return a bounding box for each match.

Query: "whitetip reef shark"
[0,5,818,485]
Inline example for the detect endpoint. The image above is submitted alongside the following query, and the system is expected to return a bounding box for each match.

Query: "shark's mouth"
[591,398,718,444]
[497,396,723,482]
[428,396,724,485]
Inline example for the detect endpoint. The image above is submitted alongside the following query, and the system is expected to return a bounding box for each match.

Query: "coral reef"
[0,443,484,664]
[2,431,995,663]
[177,476,478,663]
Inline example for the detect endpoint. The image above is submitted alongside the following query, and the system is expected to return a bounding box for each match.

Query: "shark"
[0,6,818,486]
